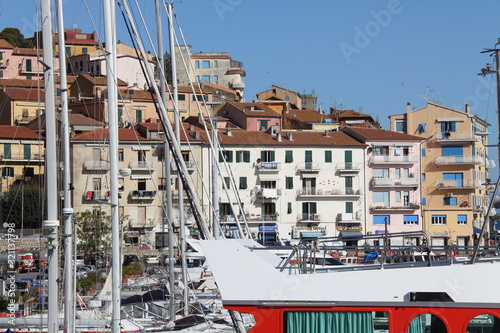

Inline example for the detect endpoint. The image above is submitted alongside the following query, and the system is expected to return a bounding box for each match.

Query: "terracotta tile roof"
[200,82,238,95]
[71,128,149,141]
[286,110,335,123]
[0,76,76,89]
[0,125,42,139]
[197,130,365,147]
[330,109,372,119]
[120,88,153,100]
[0,39,13,49]
[2,87,45,101]
[56,113,105,126]
[79,74,127,87]
[224,102,282,118]
[12,48,42,56]
[342,127,423,141]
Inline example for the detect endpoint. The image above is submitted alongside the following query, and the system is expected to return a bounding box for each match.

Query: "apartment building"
[389,102,493,247]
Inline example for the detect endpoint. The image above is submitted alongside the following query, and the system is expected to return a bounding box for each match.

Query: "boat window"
[408,313,447,333]
[466,314,500,332]
[285,311,388,332]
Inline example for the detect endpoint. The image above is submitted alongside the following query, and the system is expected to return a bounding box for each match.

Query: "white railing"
[83,160,110,170]
[435,131,479,142]
[435,156,484,165]
[129,161,155,170]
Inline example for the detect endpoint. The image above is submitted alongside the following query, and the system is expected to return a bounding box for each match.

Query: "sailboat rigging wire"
[118,0,211,240]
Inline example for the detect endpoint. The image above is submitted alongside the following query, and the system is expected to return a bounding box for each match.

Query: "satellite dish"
[251,194,257,203]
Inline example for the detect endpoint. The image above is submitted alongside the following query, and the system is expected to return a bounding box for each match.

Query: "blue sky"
[2,1,500,170]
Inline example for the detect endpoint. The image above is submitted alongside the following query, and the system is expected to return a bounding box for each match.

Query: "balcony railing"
[257,187,281,199]
[297,187,363,197]
[435,156,484,165]
[297,213,321,222]
[371,177,418,187]
[255,162,281,172]
[369,155,418,164]
[83,160,110,170]
[291,226,327,239]
[170,160,197,172]
[83,190,109,201]
[336,213,360,222]
[129,161,155,171]
[336,162,362,173]
[296,162,321,172]
[220,214,278,223]
[435,179,482,190]
[129,190,156,200]
[435,131,480,143]
[0,153,44,161]
[19,65,44,74]
[370,202,420,211]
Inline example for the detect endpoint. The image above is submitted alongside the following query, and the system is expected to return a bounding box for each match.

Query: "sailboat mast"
[56,0,75,331]
[103,1,121,332]
[40,0,60,332]
[155,0,176,318]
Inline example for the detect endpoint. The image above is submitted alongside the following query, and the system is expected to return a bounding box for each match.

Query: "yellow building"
[0,87,45,126]
[389,102,493,247]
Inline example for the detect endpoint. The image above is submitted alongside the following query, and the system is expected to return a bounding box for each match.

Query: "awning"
[131,175,152,180]
[258,174,279,181]
[300,231,322,239]
[301,174,317,179]
[339,231,363,239]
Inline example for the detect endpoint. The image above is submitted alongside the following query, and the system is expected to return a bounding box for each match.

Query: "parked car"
[76,266,89,280]
[145,256,159,265]
[74,256,85,268]
[123,254,141,266]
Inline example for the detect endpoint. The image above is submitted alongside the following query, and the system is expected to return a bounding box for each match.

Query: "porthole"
[466,314,500,332]
[408,313,447,333]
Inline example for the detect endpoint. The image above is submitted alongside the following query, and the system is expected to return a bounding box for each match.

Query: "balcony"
[129,161,155,171]
[15,115,36,125]
[220,214,279,223]
[435,179,482,190]
[255,162,280,173]
[170,160,196,172]
[434,156,484,165]
[0,153,44,161]
[83,190,109,201]
[369,154,418,165]
[297,213,321,222]
[296,162,321,173]
[336,221,363,232]
[291,226,327,239]
[336,162,362,174]
[336,213,362,223]
[296,187,362,197]
[129,190,156,200]
[435,131,480,144]
[370,177,419,187]
[0,59,9,68]
[83,160,110,171]
[370,202,420,212]
[18,64,44,75]
[257,187,281,199]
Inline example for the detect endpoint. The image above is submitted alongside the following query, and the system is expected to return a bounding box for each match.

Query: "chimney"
[194,131,200,139]
[226,128,232,136]
[324,130,330,137]
[276,132,282,142]
[465,104,470,114]
[287,132,293,141]
[189,124,194,131]
[405,102,411,134]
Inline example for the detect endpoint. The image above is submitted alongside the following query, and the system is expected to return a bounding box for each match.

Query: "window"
[0,70,3,78]
[441,121,456,132]
[202,75,210,83]
[395,191,401,203]
[442,145,463,156]
[26,59,32,72]
[305,150,313,163]
[344,177,353,194]
[422,173,426,181]
[239,177,247,189]
[345,202,353,214]
[260,150,275,162]
[82,47,88,53]
[177,94,186,101]
[23,144,31,160]
[196,75,200,82]
[422,197,427,206]
[287,202,292,214]
[373,191,389,206]
[325,150,332,163]
[285,150,293,163]
[193,94,205,101]
[372,168,389,178]
[373,146,389,155]
[213,75,218,84]
[395,119,406,132]
[223,177,230,189]
[65,47,71,56]
[202,60,210,68]
[285,311,388,333]
[404,215,419,225]
[137,179,146,191]
[373,215,390,225]
[118,148,124,162]
[261,181,276,189]
[444,197,457,205]
[219,150,233,163]
[259,120,269,131]
[457,214,467,225]
[285,177,293,189]
[394,146,409,156]
[136,109,142,123]
[158,178,165,191]
[235,151,250,163]
[195,60,200,68]
[23,167,34,177]
[302,202,317,220]
[4,143,11,159]
[443,173,463,187]
[421,148,426,157]
[432,215,447,225]
[214,60,218,68]
[417,123,426,133]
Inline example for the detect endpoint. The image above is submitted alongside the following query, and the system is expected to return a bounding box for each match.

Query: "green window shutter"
[345,176,353,188]
[346,202,353,214]
[311,203,317,214]
[4,144,11,159]
[235,151,241,163]
[219,152,224,163]
[2,167,13,177]
[285,150,293,163]
[136,109,142,122]
[286,177,293,189]
[345,150,352,162]
[305,150,312,162]
[118,108,123,123]
[243,151,250,162]
[325,150,332,163]
[24,144,31,159]
[260,151,266,162]
[270,151,275,161]
[26,59,32,72]
[227,151,233,163]
[287,202,292,214]
[239,177,247,189]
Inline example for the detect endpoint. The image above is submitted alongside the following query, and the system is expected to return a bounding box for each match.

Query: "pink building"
[216,102,282,132]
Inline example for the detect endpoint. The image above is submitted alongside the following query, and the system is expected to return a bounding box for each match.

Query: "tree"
[2,182,45,229]
[163,52,173,85]
[0,28,31,48]
[74,209,112,258]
